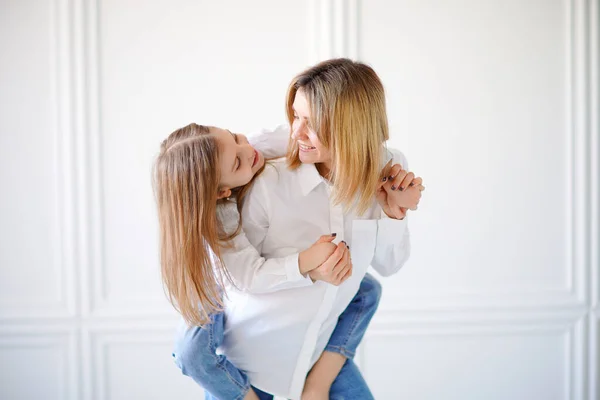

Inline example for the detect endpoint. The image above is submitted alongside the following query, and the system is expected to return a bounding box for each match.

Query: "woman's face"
[211,127,265,198]
[291,89,331,167]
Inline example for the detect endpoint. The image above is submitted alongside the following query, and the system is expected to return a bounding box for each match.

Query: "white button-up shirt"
[218,130,411,399]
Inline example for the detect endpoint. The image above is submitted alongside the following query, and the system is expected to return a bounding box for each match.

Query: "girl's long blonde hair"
[153,123,259,326]
[286,58,389,215]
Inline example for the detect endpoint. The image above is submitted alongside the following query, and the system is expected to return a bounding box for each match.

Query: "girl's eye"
[293,115,299,120]
[236,157,241,170]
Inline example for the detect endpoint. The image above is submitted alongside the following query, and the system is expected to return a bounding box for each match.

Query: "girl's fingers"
[333,246,350,277]
[337,263,353,284]
[322,242,346,272]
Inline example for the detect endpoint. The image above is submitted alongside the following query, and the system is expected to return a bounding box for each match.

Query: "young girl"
[154,123,393,399]
[167,58,424,399]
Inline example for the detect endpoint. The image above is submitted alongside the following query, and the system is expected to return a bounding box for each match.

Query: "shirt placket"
[288,184,344,398]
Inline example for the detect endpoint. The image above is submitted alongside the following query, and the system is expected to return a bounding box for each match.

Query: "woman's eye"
[236,157,240,170]
[293,115,299,120]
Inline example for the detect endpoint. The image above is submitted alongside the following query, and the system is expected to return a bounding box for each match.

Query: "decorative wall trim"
[0,328,78,400]
[363,314,585,400]
[309,0,360,63]
[86,325,180,400]
[0,0,77,321]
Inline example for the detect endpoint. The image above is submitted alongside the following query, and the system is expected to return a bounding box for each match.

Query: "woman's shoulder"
[384,147,409,170]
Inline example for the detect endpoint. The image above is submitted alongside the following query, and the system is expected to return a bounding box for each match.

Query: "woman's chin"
[299,153,318,164]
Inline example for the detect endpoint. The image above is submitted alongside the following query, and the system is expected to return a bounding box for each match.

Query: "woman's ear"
[217,187,232,200]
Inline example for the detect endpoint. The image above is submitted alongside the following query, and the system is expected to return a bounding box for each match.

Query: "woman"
[176,58,424,399]
[157,123,382,400]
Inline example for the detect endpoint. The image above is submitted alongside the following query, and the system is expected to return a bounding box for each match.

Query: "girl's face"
[211,127,265,198]
[291,89,331,167]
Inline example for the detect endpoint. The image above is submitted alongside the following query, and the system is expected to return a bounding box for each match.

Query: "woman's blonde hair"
[153,123,260,326]
[286,58,389,214]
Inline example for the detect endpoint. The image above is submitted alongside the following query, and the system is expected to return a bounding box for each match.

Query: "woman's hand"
[298,234,338,275]
[308,241,352,285]
[298,235,352,285]
[376,161,425,219]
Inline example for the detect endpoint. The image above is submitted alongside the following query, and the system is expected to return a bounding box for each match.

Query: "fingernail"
[341,240,347,246]
[331,233,337,237]
[409,182,414,187]
[382,177,387,182]
[347,246,350,250]
[399,186,404,191]
[391,185,396,191]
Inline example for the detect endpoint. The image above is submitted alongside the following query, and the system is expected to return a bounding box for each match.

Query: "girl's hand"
[299,234,337,275]
[307,242,352,286]
[376,161,424,219]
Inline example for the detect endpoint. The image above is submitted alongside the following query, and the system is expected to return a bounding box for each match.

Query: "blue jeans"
[173,274,381,400]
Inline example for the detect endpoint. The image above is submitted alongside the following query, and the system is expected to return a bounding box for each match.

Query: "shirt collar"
[296,146,392,196]
[297,162,327,196]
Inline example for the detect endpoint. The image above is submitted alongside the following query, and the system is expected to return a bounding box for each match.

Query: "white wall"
[0,0,598,399]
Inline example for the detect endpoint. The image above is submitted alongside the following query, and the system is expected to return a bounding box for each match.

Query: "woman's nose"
[292,122,306,140]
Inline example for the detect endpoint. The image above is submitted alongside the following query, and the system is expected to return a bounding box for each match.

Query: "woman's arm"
[370,149,414,276]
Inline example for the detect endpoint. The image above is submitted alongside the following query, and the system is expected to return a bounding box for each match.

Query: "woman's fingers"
[314,234,336,245]
[396,171,414,192]
[409,177,422,187]
[379,159,394,184]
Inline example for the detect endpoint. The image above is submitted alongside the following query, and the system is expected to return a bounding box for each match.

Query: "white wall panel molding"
[588,0,599,311]
[590,314,599,400]
[567,0,595,308]
[0,328,78,400]
[364,314,586,400]
[309,0,359,62]
[0,0,77,321]
[75,0,175,319]
[85,325,189,400]
[374,0,597,314]
[76,0,102,318]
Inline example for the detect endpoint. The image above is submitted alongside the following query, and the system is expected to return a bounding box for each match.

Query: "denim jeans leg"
[329,359,375,400]
[173,312,251,400]
[204,386,273,400]
[324,273,382,359]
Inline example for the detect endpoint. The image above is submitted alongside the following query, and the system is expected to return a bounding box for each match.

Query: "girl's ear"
[217,187,232,200]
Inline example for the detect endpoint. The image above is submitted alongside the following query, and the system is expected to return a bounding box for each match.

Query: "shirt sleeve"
[218,179,313,294]
[248,124,290,159]
[370,148,412,277]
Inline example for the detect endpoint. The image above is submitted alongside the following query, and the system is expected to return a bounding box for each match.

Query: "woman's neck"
[316,162,333,182]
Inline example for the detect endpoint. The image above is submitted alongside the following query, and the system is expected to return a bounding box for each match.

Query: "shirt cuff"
[378,214,409,240]
[284,253,313,285]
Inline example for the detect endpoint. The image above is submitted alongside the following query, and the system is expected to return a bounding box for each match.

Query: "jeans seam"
[325,344,356,359]
[207,319,249,392]
[328,293,366,359]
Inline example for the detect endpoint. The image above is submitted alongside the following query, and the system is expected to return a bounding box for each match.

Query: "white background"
[0,0,598,399]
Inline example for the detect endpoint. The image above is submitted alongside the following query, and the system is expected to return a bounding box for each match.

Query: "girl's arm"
[219,179,337,294]
[248,124,290,159]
